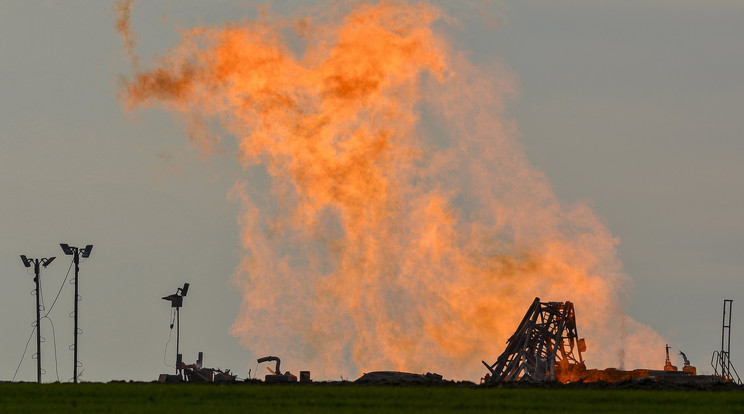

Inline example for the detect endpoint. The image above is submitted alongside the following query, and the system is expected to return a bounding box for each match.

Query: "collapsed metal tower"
[482,297,586,383]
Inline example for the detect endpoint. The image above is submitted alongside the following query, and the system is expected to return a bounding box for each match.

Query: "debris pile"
[355,371,447,385]
[158,352,236,383]
[257,355,311,383]
[482,297,586,383]
[481,297,731,385]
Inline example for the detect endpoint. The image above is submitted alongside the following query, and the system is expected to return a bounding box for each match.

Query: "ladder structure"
[711,299,741,384]
[482,297,586,383]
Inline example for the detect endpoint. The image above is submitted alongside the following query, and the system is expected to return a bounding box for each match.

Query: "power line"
[12,326,36,382]
[45,259,74,317]
[163,308,176,369]
[42,316,61,382]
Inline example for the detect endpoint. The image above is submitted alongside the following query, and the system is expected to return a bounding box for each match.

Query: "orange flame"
[118,1,665,380]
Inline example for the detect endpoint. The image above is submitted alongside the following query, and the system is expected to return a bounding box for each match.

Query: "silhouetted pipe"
[257,356,281,375]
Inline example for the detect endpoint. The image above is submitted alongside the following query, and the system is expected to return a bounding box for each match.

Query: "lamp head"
[20,255,31,268]
[162,293,183,308]
[81,245,93,258]
[43,257,55,267]
[60,243,73,255]
[180,283,190,297]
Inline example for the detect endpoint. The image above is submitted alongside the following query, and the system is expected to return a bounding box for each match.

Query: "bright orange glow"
[118,1,665,380]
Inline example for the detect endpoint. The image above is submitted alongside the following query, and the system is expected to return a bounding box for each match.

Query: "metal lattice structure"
[482,297,586,383]
[711,299,741,384]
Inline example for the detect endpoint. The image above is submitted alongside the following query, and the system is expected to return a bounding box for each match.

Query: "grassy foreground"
[0,382,742,413]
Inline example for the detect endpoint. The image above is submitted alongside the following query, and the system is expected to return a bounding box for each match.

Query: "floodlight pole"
[176,305,181,374]
[60,243,92,383]
[162,283,188,376]
[34,260,42,384]
[72,248,80,384]
[20,255,54,384]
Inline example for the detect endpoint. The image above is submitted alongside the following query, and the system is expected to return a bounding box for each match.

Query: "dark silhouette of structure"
[59,243,93,383]
[711,299,741,384]
[482,297,586,383]
[19,254,55,383]
[162,283,189,376]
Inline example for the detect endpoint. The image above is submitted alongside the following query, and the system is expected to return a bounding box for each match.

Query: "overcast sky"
[1,0,742,382]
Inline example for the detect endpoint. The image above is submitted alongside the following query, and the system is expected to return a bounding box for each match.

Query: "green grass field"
[0,382,742,413]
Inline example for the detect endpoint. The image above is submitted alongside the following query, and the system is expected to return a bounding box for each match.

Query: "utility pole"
[59,243,93,383]
[162,283,189,377]
[20,254,55,384]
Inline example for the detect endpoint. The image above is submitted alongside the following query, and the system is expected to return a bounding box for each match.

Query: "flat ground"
[0,382,742,413]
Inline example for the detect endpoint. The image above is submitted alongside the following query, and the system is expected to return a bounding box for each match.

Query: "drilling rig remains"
[481,298,586,383]
[482,297,720,384]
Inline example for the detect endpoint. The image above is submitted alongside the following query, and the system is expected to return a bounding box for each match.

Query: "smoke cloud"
[117,0,664,380]
[115,0,139,70]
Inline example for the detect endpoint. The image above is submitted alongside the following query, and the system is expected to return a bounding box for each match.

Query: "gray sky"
[1,0,742,382]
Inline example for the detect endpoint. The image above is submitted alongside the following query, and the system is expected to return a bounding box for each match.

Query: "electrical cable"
[163,308,176,369]
[39,259,73,382]
[11,326,36,381]
[45,259,73,317]
[58,257,84,382]
[38,267,45,310]
[12,259,73,382]
[76,361,85,381]
[42,316,61,382]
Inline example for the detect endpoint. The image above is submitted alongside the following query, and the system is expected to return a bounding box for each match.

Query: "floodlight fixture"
[20,255,31,268]
[81,245,93,258]
[180,283,190,297]
[60,243,73,255]
[43,257,55,267]
[162,293,183,308]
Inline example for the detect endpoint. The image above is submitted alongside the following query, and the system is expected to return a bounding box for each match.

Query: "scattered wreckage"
[157,281,738,386]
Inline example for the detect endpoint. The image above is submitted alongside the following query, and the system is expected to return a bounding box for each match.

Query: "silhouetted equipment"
[158,351,236,383]
[59,243,93,383]
[162,283,189,308]
[711,299,741,384]
[162,283,189,376]
[680,351,697,375]
[258,356,298,383]
[482,297,586,383]
[664,344,678,371]
[356,371,447,385]
[19,254,55,383]
[679,351,690,366]
[60,243,93,258]
[258,356,282,375]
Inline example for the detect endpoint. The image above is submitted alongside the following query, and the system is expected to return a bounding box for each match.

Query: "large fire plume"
[117,1,664,379]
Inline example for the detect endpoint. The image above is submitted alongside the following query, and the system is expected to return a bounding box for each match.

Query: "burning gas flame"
[117,0,664,379]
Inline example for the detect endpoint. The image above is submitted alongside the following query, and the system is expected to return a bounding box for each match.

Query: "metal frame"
[482,297,585,382]
[711,299,741,384]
